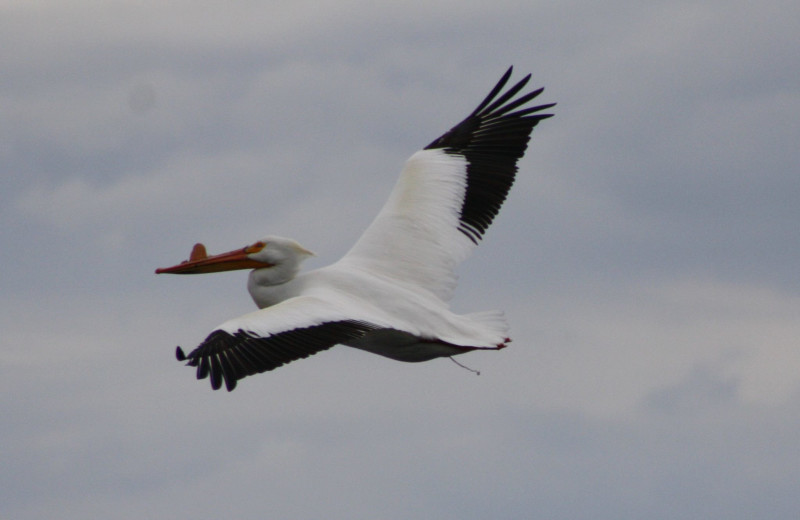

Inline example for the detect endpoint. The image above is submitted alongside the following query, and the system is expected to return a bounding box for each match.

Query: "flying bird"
[156,67,554,391]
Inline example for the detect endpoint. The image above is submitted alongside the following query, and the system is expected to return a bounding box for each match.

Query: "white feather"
[340,149,475,302]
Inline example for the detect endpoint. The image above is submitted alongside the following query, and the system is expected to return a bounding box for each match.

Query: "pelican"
[156,67,554,391]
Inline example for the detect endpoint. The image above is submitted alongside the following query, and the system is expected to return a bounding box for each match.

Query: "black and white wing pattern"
[175,297,381,391]
[341,67,555,302]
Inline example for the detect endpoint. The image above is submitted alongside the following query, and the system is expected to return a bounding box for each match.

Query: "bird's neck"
[247,264,300,308]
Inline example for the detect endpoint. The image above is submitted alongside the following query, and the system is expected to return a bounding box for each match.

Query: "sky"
[2,0,799,518]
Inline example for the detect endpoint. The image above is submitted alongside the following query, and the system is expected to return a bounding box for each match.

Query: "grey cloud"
[2,1,799,519]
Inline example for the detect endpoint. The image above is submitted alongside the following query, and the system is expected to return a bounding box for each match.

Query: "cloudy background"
[2,1,799,518]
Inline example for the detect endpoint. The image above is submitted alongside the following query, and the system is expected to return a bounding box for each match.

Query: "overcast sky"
[2,1,799,518]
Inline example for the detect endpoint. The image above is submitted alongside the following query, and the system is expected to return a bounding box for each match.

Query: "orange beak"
[155,242,272,275]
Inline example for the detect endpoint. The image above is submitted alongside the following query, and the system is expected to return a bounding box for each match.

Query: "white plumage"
[156,67,554,391]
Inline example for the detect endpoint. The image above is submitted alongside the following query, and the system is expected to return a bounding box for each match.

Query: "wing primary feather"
[209,355,223,390]
[177,320,380,391]
[422,69,554,245]
[479,74,531,116]
[482,84,542,117]
[196,355,209,378]
[504,103,557,120]
[218,351,240,391]
[220,349,242,380]
[235,341,267,373]
[468,66,513,116]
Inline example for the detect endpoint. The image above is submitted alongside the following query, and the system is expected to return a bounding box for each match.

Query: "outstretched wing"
[175,297,381,391]
[340,67,554,302]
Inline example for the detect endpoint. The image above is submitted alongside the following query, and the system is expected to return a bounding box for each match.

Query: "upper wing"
[175,297,381,391]
[339,67,555,302]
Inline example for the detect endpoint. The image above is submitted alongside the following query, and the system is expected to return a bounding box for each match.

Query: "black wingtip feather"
[209,355,223,390]
[218,353,238,392]
[176,321,380,391]
[481,74,532,116]
[424,68,554,244]
[469,66,514,116]
[197,355,210,379]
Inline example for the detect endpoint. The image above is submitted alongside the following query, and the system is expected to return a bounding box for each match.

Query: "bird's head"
[155,235,314,278]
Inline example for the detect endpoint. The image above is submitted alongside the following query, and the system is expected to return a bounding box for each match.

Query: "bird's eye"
[245,241,266,254]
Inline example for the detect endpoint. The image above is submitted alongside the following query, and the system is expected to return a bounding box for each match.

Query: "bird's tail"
[463,310,511,349]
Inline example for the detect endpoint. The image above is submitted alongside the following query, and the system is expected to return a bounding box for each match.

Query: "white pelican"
[156,67,554,391]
